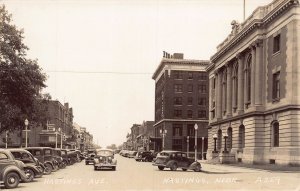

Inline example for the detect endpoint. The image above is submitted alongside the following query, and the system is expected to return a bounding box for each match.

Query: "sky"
[1,0,273,147]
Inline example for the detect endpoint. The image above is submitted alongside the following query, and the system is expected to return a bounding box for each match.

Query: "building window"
[238,125,245,149]
[172,139,182,150]
[199,85,206,93]
[273,34,280,53]
[188,72,193,80]
[174,110,182,118]
[198,110,206,118]
[232,64,238,111]
[245,55,252,106]
[211,110,215,119]
[187,110,193,118]
[174,84,183,93]
[199,72,206,80]
[174,97,182,105]
[187,84,193,92]
[173,124,183,136]
[272,121,279,147]
[187,97,193,105]
[213,77,216,89]
[198,97,206,106]
[227,127,232,150]
[187,124,195,136]
[174,71,183,79]
[217,129,222,151]
[222,70,227,114]
[272,72,280,100]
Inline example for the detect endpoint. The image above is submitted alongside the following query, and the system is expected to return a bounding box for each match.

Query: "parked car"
[25,147,59,174]
[85,152,96,165]
[8,149,43,182]
[127,151,137,158]
[53,149,66,169]
[93,149,117,171]
[135,151,154,162]
[67,150,79,165]
[0,149,28,189]
[61,149,71,165]
[152,150,201,172]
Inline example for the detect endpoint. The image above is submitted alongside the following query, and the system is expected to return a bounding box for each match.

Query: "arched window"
[217,129,222,151]
[246,55,252,104]
[232,63,238,111]
[227,127,232,150]
[222,70,227,115]
[238,125,245,149]
[272,121,279,147]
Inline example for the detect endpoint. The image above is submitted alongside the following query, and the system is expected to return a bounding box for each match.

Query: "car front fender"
[112,159,117,165]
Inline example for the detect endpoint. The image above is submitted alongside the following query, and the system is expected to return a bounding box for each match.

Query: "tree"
[0,5,50,135]
[106,144,117,150]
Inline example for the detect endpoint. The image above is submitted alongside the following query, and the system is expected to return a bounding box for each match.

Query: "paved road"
[5,154,300,191]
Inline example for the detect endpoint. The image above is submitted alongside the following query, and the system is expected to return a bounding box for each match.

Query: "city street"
[5,154,300,191]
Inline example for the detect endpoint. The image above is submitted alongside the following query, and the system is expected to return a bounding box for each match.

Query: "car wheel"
[158,166,165,171]
[44,163,53,173]
[182,168,187,171]
[4,172,20,189]
[112,167,116,171]
[24,168,35,182]
[85,162,88,165]
[170,163,178,171]
[94,166,97,171]
[194,164,201,172]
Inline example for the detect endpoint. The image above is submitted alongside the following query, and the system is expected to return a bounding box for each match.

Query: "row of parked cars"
[0,147,84,189]
[120,149,202,172]
[119,150,156,162]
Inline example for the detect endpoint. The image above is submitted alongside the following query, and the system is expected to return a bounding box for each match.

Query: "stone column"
[250,45,256,107]
[255,39,263,106]
[237,53,244,114]
[226,63,232,117]
[216,70,222,119]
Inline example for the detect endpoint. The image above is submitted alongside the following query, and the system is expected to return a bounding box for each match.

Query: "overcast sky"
[1,0,273,147]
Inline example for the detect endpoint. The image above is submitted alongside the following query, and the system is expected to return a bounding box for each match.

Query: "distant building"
[152,52,209,158]
[206,0,300,165]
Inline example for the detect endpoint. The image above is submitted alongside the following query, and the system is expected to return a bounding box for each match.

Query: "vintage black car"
[93,149,117,171]
[0,149,28,189]
[85,152,96,165]
[53,149,66,169]
[25,147,59,173]
[61,149,71,165]
[9,149,43,182]
[135,151,154,162]
[152,150,201,172]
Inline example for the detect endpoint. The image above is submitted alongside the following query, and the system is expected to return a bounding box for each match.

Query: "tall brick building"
[207,0,300,165]
[152,52,209,158]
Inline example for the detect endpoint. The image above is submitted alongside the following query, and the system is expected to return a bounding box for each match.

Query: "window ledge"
[272,98,280,103]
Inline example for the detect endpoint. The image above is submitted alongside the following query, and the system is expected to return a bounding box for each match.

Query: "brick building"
[206,0,300,165]
[152,52,209,158]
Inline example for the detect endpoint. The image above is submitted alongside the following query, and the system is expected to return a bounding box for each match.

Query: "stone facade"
[207,0,300,165]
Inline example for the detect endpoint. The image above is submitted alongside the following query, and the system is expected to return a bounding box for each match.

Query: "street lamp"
[55,128,60,149]
[213,134,218,153]
[24,119,29,148]
[223,132,228,153]
[201,137,205,160]
[5,130,8,149]
[159,129,167,151]
[194,124,198,161]
[186,136,190,157]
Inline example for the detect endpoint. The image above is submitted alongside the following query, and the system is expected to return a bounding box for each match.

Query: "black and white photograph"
[0,0,299,190]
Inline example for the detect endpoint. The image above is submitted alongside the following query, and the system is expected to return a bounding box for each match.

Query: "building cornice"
[210,0,299,63]
[152,58,209,80]
[209,105,300,127]
[154,118,209,127]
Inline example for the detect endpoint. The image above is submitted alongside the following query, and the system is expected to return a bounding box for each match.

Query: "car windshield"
[158,152,171,156]
[96,150,113,156]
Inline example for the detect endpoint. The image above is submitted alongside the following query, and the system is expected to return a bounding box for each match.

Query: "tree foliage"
[0,5,50,133]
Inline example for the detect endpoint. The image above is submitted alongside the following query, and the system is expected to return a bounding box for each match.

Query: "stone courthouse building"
[206,0,300,165]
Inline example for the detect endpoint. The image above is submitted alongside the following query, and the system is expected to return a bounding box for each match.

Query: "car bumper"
[94,163,116,169]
